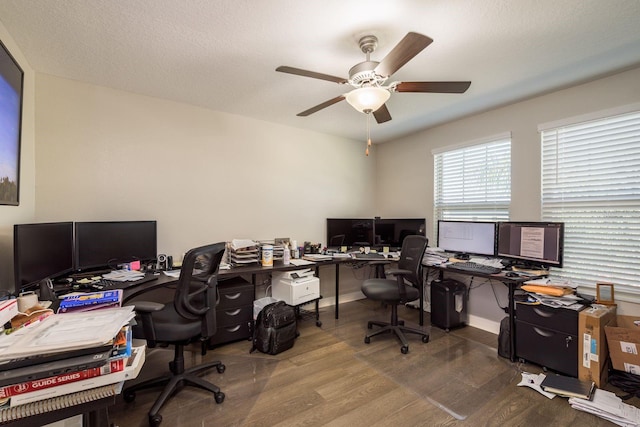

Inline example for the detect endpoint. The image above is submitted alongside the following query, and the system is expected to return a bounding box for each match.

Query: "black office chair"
[362,235,429,354]
[123,243,227,427]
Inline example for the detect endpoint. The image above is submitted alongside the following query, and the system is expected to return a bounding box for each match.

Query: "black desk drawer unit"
[515,303,582,377]
[209,277,254,346]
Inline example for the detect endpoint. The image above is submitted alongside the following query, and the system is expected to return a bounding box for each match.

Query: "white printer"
[271,269,320,306]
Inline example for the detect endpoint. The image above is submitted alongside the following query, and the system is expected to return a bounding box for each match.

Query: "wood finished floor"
[109,300,636,426]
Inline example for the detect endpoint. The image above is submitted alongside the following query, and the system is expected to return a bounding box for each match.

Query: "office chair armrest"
[385,268,411,277]
[128,301,164,348]
[131,301,165,313]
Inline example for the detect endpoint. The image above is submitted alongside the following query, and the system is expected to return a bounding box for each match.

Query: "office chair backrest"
[397,235,429,288]
[174,242,226,339]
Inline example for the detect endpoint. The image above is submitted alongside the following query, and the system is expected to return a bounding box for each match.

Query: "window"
[540,107,640,297]
[433,133,511,236]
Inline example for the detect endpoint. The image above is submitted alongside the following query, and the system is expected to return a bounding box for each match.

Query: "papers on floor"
[517,372,556,399]
[569,388,640,426]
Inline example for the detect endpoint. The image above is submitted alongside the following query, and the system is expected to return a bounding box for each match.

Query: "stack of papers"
[102,269,145,282]
[569,389,640,426]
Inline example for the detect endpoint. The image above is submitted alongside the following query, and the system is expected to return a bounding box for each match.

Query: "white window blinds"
[541,109,640,294]
[433,137,511,234]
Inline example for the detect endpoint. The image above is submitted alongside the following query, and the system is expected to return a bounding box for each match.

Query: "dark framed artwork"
[0,39,23,206]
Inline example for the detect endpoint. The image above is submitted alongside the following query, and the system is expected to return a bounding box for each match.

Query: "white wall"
[22,74,376,298]
[375,66,640,332]
[0,22,36,289]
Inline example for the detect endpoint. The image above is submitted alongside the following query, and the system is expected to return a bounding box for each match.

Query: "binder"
[540,373,595,399]
[0,383,117,423]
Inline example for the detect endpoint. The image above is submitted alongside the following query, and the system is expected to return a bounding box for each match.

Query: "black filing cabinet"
[515,302,583,377]
[209,277,254,346]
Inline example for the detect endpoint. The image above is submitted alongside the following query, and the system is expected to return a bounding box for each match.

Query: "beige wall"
[0,22,36,288]
[0,74,377,299]
[375,66,640,331]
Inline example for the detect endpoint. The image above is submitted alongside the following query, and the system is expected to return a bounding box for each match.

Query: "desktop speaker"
[157,253,168,271]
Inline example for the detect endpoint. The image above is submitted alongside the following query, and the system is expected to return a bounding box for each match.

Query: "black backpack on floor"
[251,301,297,355]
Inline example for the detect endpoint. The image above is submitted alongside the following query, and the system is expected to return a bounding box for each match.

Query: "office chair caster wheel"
[123,389,136,403]
[364,336,371,344]
[316,320,322,327]
[422,335,429,343]
[367,322,373,329]
[401,345,409,354]
[214,391,225,404]
[217,364,226,374]
[149,413,162,426]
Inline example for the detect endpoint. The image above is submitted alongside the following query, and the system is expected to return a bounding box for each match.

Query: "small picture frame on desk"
[596,282,615,305]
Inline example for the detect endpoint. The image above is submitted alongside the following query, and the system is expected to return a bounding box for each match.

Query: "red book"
[0,358,125,399]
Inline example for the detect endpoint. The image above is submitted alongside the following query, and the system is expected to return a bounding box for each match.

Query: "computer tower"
[430,279,467,331]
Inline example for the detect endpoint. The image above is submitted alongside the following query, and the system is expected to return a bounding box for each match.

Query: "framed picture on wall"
[0,39,24,206]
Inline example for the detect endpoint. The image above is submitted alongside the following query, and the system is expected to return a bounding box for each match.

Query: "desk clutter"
[0,306,144,422]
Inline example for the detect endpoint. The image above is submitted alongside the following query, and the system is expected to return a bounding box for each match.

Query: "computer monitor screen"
[497,222,564,268]
[437,220,497,257]
[326,218,374,248]
[373,218,426,249]
[14,222,74,292]
[74,221,157,271]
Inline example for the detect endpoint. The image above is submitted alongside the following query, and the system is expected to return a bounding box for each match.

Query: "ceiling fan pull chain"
[365,113,371,156]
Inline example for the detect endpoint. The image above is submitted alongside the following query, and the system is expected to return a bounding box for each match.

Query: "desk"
[118,257,389,322]
[425,264,538,362]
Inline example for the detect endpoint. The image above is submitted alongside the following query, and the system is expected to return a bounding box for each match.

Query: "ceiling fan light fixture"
[345,86,390,114]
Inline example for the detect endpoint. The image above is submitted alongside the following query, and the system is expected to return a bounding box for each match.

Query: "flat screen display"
[437,220,497,257]
[326,218,374,248]
[0,40,24,206]
[74,221,157,271]
[497,222,564,268]
[14,222,74,292]
[373,218,426,249]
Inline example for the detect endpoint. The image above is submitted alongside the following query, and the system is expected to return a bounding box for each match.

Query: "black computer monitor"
[74,221,157,271]
[326,218,374,248]
[497,222,564,268]
[373,218,426,250]
[13,222,74,293]
[437,220,497,257]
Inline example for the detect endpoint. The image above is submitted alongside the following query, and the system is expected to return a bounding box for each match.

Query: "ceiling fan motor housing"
[349,61,385,87]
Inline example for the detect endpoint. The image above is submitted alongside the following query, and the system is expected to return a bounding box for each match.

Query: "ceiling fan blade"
[395,81,471,93]
[276,66,347,84]
[297,95,346,116]
[373,104,392,124]
[374,32,433,78]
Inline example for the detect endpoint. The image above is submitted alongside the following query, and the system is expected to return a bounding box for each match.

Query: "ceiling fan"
[276,32,471,124]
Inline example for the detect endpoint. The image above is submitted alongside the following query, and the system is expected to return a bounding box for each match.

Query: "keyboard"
[446,261,502,275]
[90,275,158,290]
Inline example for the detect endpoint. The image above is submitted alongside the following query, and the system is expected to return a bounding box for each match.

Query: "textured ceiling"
[1,0,639,143]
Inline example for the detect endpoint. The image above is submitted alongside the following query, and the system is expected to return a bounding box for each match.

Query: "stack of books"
[57,289,123,313]
[0,307,144,422]
[540,373,596,399]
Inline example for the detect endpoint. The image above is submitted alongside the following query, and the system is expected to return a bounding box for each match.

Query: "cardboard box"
[579,304,616,387]
[605,315,640,375]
